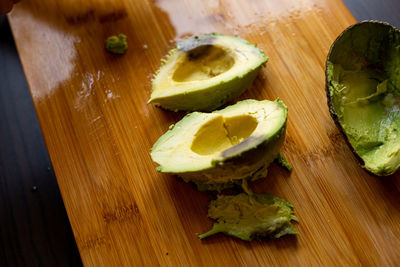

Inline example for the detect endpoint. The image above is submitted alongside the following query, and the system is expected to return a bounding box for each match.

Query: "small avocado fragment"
[149,33,268,111]
[198,193,298,241]
[105,34,127,54]
[326,21,400,175]
[150,99,287,190]
[275,152,293,171]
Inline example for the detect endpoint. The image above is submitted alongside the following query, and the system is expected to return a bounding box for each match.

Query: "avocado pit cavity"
[191,115,258,155]
[172,45,235,83]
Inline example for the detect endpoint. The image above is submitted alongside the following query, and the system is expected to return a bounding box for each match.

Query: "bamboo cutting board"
[8,0,400,265]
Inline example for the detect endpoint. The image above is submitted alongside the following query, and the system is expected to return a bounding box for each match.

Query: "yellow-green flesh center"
[172,45,235,83]
[190,115,258,155]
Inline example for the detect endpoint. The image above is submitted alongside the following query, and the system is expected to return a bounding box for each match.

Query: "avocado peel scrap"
[198,193,298,241]
[275,152,293,171]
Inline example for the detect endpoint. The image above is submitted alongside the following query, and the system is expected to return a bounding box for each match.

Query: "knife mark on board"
[80,236,106,250]
[102,203,140,224]
[65,9,127,25]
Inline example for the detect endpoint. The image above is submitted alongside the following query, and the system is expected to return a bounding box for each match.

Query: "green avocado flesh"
[105,34,127,54]
[149,33,268,111]
[150,99,287,190]
[327,22,400,175]
[198,193,298,241]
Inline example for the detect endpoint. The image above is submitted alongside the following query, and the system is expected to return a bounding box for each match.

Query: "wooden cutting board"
[8,0,400,265]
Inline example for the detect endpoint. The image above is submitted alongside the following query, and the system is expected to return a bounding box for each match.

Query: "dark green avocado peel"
[326,21,400,175]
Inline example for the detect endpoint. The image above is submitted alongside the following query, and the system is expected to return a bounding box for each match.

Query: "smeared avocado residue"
[198,193,298,241]
[105,34,128,54]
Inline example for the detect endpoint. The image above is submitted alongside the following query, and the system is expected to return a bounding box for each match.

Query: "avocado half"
[149,34,268,112]
[326,21,400,175]
[150,99,287,190]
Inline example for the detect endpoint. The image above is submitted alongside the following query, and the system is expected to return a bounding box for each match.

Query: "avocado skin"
[326,21,400,176]
[275,152,293,171]
[198,193,298,241]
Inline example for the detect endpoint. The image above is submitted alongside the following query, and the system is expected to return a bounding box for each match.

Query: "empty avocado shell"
[326,21,400,175]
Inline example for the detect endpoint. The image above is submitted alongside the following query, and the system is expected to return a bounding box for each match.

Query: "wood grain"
[8,0,400,265]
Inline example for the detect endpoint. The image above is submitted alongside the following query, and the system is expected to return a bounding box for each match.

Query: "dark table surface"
[1,1,399,266]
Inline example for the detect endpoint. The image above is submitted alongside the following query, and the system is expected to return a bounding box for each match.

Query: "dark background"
[1,1,399,266]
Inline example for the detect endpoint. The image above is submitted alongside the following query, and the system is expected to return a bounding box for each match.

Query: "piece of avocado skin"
[198,193,298,241]
[149,33,268,112]
[275,152,293,171]
[326,21,400,175]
